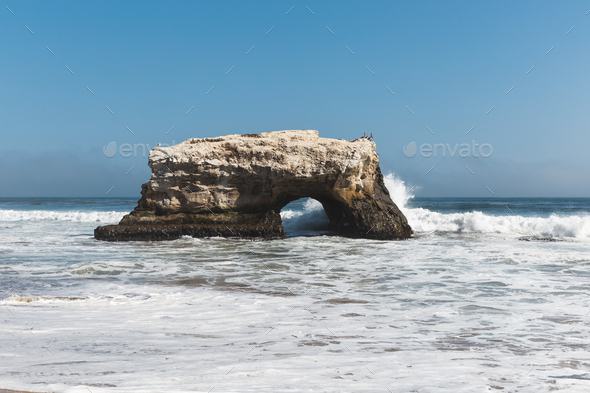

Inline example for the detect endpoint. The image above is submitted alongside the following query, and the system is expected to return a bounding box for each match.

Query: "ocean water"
[1,174,589,393]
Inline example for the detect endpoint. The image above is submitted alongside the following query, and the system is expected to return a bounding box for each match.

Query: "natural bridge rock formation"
[95,130,412,241]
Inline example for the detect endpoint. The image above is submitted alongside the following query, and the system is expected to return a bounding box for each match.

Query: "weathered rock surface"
[95,130,412,241]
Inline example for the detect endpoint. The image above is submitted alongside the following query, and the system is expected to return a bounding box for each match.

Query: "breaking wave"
[384,173,590,239]
[0,209,126,223]
[281,198,330,234]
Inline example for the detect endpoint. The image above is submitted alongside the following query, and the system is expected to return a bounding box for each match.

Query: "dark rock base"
[95,211,285,241]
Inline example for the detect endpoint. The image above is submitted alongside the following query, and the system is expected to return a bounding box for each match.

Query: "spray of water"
[383,172,590,239]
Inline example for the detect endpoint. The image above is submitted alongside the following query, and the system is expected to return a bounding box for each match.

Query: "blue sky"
[1,1,589,197]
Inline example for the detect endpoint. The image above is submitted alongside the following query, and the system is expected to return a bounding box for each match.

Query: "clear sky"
[1,1,589,197]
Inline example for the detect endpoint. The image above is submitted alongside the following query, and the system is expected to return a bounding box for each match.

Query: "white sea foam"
[2,194,590,392]
[404,208,590,238]
[384,173,590,239]
[0,209,126,223]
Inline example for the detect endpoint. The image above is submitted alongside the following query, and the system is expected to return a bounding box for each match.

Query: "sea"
[1,174,589,393]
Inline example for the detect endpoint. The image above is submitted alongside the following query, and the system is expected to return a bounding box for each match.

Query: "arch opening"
[279,198,332,237]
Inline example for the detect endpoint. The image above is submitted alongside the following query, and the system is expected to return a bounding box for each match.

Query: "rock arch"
[95,130,412,241]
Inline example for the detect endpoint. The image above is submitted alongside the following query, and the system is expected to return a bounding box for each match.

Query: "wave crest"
[0,209,126,223]
[406,208,590,238]
[383,173,590,239]
[280,199,330,234]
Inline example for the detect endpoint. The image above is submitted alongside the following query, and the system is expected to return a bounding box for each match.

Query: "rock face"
[95,130,412,241]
